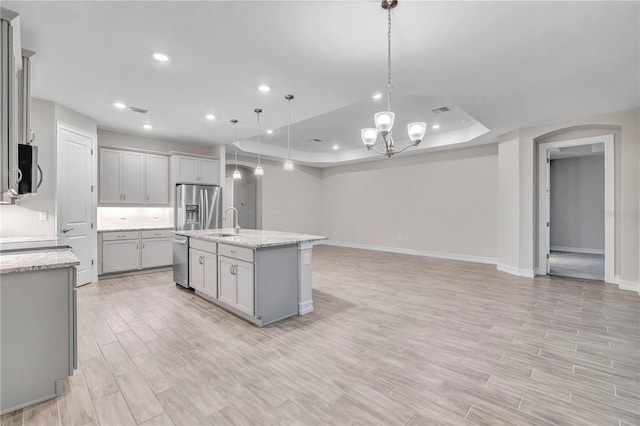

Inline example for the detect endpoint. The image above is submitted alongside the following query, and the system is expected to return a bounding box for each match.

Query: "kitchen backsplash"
[97,207,173,229]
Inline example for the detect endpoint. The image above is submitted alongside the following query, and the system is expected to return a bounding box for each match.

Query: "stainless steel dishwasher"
[172,236,189,287]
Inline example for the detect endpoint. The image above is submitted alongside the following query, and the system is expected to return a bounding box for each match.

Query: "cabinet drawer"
[102,230,141,241]
[189,238,217,254]
[141,229,173,239]
[218,243,253,263]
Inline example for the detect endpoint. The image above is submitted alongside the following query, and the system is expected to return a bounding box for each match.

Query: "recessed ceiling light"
[432,124,441,129]
[113,102,126,109]
[143,124,153,130]
[152,52,169,62]
[333,145,339,150]
[205,114,215,120]
[372,93,382,99]
[266,129,273,134]
[258,85,270,92]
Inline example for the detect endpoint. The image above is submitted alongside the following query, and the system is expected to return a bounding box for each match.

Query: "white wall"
[550,155,605,252]
[497,135,521,271]
[0,99,97,237]
[321,144,498,262]
[227,156,324,235]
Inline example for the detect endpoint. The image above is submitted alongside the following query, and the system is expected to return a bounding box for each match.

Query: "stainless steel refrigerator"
[173,184,222,287]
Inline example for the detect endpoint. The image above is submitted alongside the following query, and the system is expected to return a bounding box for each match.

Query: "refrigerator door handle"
[199,189,205,230]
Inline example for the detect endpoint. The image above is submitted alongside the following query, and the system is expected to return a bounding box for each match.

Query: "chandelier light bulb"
[361,128,378,146]
[374,111,395,132]
[254,165,264,176]
[407,122,427,143]
[232,169,242,180]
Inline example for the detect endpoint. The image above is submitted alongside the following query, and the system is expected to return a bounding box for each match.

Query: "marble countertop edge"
[0,249,80,274]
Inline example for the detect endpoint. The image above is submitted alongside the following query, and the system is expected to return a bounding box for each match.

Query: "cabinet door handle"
[142,242,145,249]
[147,194,150,201]
[199,256,204,265]
[136,243,139,249]
[123,193,126,201]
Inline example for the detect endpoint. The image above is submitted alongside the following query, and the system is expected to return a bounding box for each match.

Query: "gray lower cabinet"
[1,267,76,414]
[100,229,173,275]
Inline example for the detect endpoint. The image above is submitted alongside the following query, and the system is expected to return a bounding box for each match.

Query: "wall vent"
[129,106,148,114]
[432,106,450,114]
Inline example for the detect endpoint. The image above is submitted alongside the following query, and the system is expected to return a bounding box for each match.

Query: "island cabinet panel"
[235,260,254,316]
[254,245,298,324]
[218,256,236,306]
[190,248,217,298]
[189,248,205,290]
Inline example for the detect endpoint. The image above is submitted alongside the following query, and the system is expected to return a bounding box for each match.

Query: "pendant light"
[254,108,264,176]
[230,119,241,180]
[283,94,294,171]
[361,0,427,157]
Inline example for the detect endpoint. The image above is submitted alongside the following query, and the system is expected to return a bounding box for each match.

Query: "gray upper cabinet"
[145,154,169,205]
[172,154,219,185]
[99,148,169,206]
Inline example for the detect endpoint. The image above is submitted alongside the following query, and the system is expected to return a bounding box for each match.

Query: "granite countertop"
[0,248,80,274]
[98,226,174,232]
[175,228,328,249]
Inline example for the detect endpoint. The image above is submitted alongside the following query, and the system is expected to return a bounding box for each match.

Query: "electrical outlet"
[405,235,410,241]
[333,230,337,235]
[397,234,402,241]
[38,211,48,221]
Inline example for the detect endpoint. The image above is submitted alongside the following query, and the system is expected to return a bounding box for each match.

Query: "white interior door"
[57,123,97,285]
[545,149,551,274]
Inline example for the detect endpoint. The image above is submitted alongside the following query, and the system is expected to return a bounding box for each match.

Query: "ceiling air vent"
[432,106,450,114]
[129,106,148,114]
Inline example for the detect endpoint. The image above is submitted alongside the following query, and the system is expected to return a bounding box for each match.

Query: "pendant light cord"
[287,98,291,158]
[256,111,261,167]
[387,6,392,111]
[233,121,239,171]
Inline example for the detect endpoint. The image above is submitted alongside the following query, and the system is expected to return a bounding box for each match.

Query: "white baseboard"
[614,275,640,294]
[321,240,497,265]
[299,300,314,315]
[550,246,605,255]
[496,263,535,278]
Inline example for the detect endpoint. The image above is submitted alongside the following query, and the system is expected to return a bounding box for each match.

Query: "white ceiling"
[5,1,639,166]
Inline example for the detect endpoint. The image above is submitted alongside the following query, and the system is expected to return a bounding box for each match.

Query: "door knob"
[62,228,74,233]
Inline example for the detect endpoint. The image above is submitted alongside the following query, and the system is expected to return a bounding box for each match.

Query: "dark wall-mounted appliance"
[17,143,41,194]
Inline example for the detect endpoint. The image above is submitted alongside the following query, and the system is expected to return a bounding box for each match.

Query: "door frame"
[56,121,98,284]
[537,134,614,283]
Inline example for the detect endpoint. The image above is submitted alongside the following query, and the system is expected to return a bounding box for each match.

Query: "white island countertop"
[0,248,80,274]
[175,229,327,249]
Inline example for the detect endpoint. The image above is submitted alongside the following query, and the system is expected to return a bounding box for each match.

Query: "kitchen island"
[174,229,326,326]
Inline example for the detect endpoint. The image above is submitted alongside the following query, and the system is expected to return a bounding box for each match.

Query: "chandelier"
[361,0,427,157]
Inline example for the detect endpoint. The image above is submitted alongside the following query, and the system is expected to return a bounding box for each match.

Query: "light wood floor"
[2,245,639,426]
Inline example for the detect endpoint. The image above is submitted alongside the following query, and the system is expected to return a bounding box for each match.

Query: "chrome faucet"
[223,207,241,234]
